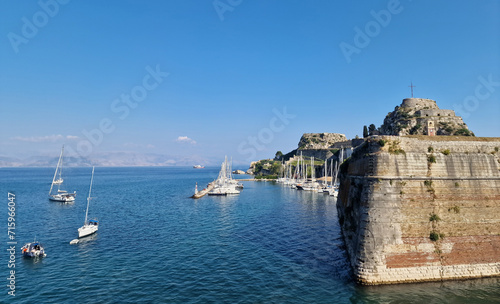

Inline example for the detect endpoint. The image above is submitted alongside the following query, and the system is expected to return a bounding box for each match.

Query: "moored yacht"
[209,156,241,195]
[48,146,75,202]
[78,167,99,238]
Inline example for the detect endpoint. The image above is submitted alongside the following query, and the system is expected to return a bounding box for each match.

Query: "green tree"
[254,162,263,174]
[369,124,377,135]
[270,162,282,175]
[275,151,283,160]
[363,125,368,138]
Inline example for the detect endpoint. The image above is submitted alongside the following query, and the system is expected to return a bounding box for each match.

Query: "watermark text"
[213,0,243,21]
[238,107,295,161]
[6,192,16,297]
[8,0,70,53]
[339,0,403,63]
[64,64,168,157]
[454,74,500,118]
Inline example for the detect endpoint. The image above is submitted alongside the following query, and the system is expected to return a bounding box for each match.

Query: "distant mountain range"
[0,152,212,167]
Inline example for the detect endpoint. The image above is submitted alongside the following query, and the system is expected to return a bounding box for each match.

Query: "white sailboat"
[299,157,321,191]
[48,146,76,202]
[78,167,99,238]
[292,152,304,189]
[209,156,240,195]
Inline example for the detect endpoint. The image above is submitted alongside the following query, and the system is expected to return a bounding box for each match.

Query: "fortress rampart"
[337,136,500,285]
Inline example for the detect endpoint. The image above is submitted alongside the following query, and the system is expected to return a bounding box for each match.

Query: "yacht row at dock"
[276,150,344,198]
[192,156,243,198]
[192,149,344,198]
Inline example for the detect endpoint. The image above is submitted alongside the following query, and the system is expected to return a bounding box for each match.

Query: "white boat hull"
[78,224,98,238]
[209,185,240,195]
[49,193,75,202]
[328,189,338,197]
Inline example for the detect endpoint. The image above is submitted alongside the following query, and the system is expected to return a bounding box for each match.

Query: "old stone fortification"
[337,135,500,285]
[379,98,473,136]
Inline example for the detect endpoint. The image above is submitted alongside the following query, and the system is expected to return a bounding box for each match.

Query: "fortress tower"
[378,98,473,136]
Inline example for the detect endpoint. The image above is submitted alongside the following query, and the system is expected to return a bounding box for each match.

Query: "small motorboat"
[21,241,47,258]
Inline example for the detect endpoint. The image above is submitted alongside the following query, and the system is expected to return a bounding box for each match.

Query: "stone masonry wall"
[337,136,500,285]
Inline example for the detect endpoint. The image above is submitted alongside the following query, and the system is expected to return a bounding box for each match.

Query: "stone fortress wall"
[337,136,500,285]
[401,98,438,109]
[417,109,456,117]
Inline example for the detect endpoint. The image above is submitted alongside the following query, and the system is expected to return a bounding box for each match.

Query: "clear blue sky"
[1,0,499,165]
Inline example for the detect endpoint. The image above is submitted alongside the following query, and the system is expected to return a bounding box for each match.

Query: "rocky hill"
[378,98,474,136]
[298,133,347,150]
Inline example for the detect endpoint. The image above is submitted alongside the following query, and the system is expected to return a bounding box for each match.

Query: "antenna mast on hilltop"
[408,82,416,98]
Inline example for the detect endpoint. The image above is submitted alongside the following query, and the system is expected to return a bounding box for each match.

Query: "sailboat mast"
[59,145,64,182]
[84,166,95,224]
[324,159,327,186]
[330,159,334,187]
[311,156,315,182]
[333,161,338,188]
[301,152,304,181]
[49,146,64,195]
[56,145,65,191]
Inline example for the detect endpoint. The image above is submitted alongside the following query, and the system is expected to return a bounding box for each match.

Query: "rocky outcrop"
[246,161,259,175]
[337,135,500,285]
[232,169,246,175]
[379,98,473,136]
[298,133,347,150]
[293,133,349,160]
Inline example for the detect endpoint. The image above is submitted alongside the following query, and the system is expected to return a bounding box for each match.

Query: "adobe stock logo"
[454,74,500,119]
[65,65,169,158]
[7,0,70,54]
[339,0,404,63]
[238,107,295,161]
[213,0,243,21]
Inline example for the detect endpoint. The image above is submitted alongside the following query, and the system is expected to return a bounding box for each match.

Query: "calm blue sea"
[1,167,499,303]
